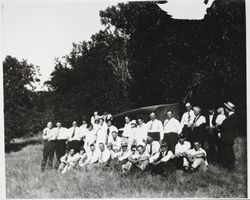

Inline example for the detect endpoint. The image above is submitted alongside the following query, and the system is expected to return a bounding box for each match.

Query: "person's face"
[112,132,118,139]
[90,145,95,152]
[179,138,185,144]
[47,122,52,129]
[95,119,100,124]
[82,120,87,125]
[80,150,85,155]
[160,146,167,152]
[99,119,104,125]
[150,113,156,120]
[131,123,136,128]
[72,122,77,127]
[131,148,136,154]
[125,117,130,123]
[194,143,200,151]
[186,105,192,112]
[167,112,173,119]
[94,112,98,116]
[146,136,153,144]
[88,126,93,131]
[194,109,199,116]
[122,145,128,152]
[224,108,230,115]
[69,149,74,156]
[56,122,61,128]
[107,121,112,127]
[137,119,143,125]
[137,146,144,155]
[209,109,214,115]
[107,145,112,150]
[99,144,105,152]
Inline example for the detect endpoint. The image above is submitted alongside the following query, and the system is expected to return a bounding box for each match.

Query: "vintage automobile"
[112,103,180,132]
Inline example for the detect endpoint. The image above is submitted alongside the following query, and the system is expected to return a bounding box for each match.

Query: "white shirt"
[42,127,56,141]
[79,124,88,140]
[150,150,173,163]
[175,141,191,155]
[117,149,132,161]
[86,150,99,164]
[216,114,226,125]
[53,127,68,140]
[134,123,148,143]
[209,114,214,128]
[146,119,164,140]
[163,118,181,134]
[107,125,118,141]
[188,147,207,157]
[122,122,132,137]
[193,115,206,127]
[108,136,122,152]
[146,141,161,156]
[95,149,111,163]
[91,115,100,125]
[85,130,97,148]
[60,153,78,165]
[96,123,108,144]
[180,110,195,127]
[67,127,82,141]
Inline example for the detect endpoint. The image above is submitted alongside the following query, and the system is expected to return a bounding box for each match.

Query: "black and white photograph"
[1,0,248,198]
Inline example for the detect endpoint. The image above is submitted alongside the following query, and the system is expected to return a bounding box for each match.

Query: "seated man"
[82,143,98,168]
[114,141,132,170]
[174,134,191,171]
[75,147,88,168]
[107,143,117,160]
[145,135,160,161]
[149,142,174,174]
[57,149,78,174]
[95,142,111,167]
[123,144,149,173]
[108,128,122,154]
[187,141,208,172]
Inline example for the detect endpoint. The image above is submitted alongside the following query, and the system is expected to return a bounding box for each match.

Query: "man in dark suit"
[205,108,218,163]
[218,102,237,170]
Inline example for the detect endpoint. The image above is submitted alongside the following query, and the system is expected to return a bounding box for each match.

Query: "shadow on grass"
[5,138,42,153]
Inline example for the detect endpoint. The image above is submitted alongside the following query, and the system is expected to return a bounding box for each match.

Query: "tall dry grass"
[5,137,247,198]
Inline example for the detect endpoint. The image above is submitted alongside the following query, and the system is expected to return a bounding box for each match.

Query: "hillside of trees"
[3,0,246,142]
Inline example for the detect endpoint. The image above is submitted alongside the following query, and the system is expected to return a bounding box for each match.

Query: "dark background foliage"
[3,0,246,143]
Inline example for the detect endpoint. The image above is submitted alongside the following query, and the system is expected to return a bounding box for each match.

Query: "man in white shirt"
[75,148,88,168]
[190,106,206,148]
[122,116,132,141]
[135,117,148,145]
[146,135,161,161]
[79,118,88,144]
[106,120,118,143]
[163,110,181,153]
[146,112,164,141]
[108,128,122,153]
[54,122,68,165]
[173,135,191,171]
[187,141,208,172]
[95,142,111,167]
[57,149,79,174]
[83,144,98,167]
[149,142,174,174]
[96,118,108,145]
[115,141,132,170]
[180,102,195,142]
[84,124,97,152]
[41,122,56,171]
[123,144,149,173]
[91,111,100,125]
[67,121,82,153]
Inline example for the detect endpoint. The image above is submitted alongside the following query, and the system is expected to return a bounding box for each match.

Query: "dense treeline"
[4,0,246,142]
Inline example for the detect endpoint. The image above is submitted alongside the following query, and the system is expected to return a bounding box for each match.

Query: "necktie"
[149,143,152,155]
[155,151,165,162]
[188,112,191,123]
[72,128,75,138]
[107,128,110,136]
[149,121,153,131]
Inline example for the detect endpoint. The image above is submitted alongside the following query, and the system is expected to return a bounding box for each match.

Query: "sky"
[1,0,215,90]
[2,0,119,90]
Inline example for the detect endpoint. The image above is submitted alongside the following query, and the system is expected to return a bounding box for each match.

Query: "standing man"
[96,118,108,145]
[145,135,161,161]
[79,118,88,147]
[146,112,164,142]
[91,111,100,125]
[180,102,195,142]
[190,106,206,148]
[54,122,68,166]
[106,119,118,143]
[67,121,81,153]
[41,122,56,171]
[122,116,132,142]
[163,110,182,153]
[205,108,218,163]
[135,117,148,145]
[218,102,237,170]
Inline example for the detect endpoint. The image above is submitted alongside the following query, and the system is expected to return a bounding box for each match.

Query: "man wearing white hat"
[180,102,195,142]
[217,101,237,170]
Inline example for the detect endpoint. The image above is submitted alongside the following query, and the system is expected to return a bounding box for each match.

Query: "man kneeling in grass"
[122,144,149,173]
[148,142,174,174]
[58,149,79,174]
[187,141,208,172]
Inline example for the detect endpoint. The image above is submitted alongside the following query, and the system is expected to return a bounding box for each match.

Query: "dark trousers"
[148,132,160,141]
[173,157,185,170]
[163,132,179,153]
[182,126,192,143]
[41,140,56,171]
[207,129,222,163]
[55,139,67,162]
[192,127,205,148]
[68,140,80,153]
[148,160,175,174]
[221,143,235,170]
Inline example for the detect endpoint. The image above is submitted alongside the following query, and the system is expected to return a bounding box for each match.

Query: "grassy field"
[5,137,247,198]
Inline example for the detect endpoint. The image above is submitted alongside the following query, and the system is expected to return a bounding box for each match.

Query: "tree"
[3,56,40,143]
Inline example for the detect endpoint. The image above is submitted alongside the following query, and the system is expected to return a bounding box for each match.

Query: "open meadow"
[5,136,247,198]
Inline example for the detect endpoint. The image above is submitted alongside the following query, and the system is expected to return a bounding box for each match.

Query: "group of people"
[41,101,237,175]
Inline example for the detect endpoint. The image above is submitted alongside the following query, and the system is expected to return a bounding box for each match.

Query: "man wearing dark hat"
[217,102,237,170]
[148,142,174,174]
